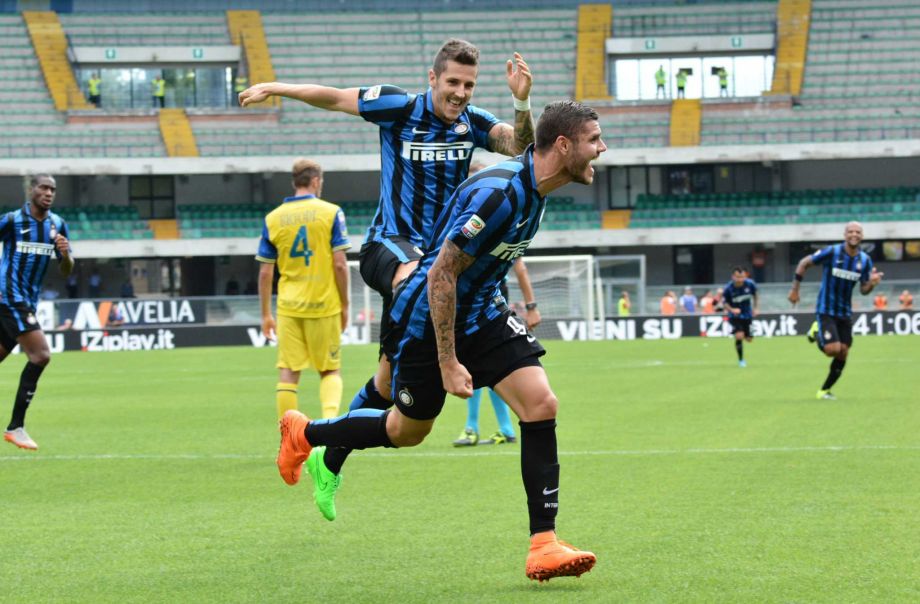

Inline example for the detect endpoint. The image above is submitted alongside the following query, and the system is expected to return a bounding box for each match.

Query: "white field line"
[1,444,919,463]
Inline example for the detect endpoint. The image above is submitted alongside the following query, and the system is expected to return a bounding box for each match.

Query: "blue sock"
[348,376,390,411]
[466,389,482,432]
[488,390,516,438]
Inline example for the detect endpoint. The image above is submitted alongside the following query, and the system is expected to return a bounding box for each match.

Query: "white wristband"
[513,95,531,111]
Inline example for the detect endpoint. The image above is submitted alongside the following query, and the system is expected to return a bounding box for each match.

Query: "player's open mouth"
[448,99,463,108]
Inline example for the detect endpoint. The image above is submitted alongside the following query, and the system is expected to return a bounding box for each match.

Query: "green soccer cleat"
[806,321,818,344]
[816,389,836,400]
[305,446,341,521]
[481,431,517,445]
[452,428,479,447]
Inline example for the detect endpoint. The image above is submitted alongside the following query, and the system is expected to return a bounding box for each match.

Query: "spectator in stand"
[678,286,697,313]
[618,291,631,317]
[898,290,913,310]
[107,304,125,327]
[873,293,888,310]
[660,290,677,315]
[699,290,715,314]
[120,279,134,299]
[88,269,102,298]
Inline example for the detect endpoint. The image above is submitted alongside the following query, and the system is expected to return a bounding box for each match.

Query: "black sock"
[8,362,45,431]
[821,358,846,391]
[520,419,559,535]
[735,340,744,361]
[324,378,393,474]
[305,409,395,451]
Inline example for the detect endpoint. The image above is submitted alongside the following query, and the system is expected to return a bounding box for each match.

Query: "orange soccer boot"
[525,530,596,582]
[277,410,312,485]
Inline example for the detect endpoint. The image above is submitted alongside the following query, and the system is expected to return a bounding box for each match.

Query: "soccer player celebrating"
[722,266,759,367]
[276,101,606,581]
[789,221,883,400]
[1,174,74,450]
[256,159,351,421]
[241,39,535,519]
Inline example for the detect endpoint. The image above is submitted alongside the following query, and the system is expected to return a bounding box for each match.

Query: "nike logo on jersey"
[411,127,430,135]
[542,487,559,495]
[516,218,529,229]
[20,228,30,234]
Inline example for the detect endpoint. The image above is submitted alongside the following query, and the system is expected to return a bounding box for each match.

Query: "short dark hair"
[29,173,54,188]
[292,158,322,189]
[732,266,747,275]
[432,39,479,75]
[535,101,599,151]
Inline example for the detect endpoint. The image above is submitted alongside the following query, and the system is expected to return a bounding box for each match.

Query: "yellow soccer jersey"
[256,194,351,318]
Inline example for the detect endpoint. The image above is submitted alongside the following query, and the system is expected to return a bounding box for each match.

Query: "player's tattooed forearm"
[428,241,475,362]
[514,109,535,152]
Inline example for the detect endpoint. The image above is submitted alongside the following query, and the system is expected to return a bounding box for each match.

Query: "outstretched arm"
[239,82,360,115]
[488,52,535,156]
[428,239,476,398]
[788,255,814,305]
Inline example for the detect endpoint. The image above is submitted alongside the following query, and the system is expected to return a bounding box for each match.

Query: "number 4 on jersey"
[290,226,313,265]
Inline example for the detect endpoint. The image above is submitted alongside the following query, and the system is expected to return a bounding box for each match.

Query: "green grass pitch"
[1,336,918,603]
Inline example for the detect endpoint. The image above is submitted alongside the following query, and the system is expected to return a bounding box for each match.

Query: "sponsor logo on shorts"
[363,85,381,101]
[461,214,486,239]
[398,388,414,407]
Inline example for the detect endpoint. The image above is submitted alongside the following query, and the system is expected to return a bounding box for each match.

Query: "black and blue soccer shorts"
[0,302,41,352]
[816,314,853,349]
[728,317,752,338]
[382,308,545,421]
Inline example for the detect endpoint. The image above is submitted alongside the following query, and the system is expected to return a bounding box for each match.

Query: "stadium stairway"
[669,99,701,146]
[575,4,612,101]
[22,11,92,111]
[158,109,199,157]
[227,10,277,108]
[769,0,811,96]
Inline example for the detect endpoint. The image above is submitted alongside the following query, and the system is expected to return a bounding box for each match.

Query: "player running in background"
[276,101,606,581]
[721,266,759,368]
[257,159,350,420]
[789,222,883,400]
[242,39,535,520]
[1,174,74,450]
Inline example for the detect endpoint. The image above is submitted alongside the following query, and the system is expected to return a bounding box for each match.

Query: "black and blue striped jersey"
[722,278,758,319]
[812,243,873,317]
[357,84,500,249]
[0,204,69,308]
[390,146,543,339]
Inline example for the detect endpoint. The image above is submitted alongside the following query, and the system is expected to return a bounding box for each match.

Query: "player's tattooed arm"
[488,109,535,157]
[428,239,476,364]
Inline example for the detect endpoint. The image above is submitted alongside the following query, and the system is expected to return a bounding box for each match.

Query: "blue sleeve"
[255,220,277,262]
[358,85,413,128]
[811,245,834,265]
[56,217,71,260]
[330,209,350,251]
[860,254,874,283]
[748,279,758,293]
[0,212,10,240]
[446,187,512,258]
[722,282,733,304]
[467,104,502,150]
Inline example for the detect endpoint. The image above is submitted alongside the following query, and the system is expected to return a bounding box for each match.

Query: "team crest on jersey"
[856,261,862,271]
[453,122,469,134]
[461,214,486,239]
[363,85,381,101]
[26,313,36,325]
[49,224,57,239]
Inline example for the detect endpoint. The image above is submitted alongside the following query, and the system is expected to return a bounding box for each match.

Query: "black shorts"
[0,302,40,352]
[383,309,545,420]
[816,314,853,349]
[358,237,425,300]
[728,317,752,338]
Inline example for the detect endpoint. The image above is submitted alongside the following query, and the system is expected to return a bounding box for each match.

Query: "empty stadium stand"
[629,187,920,228]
